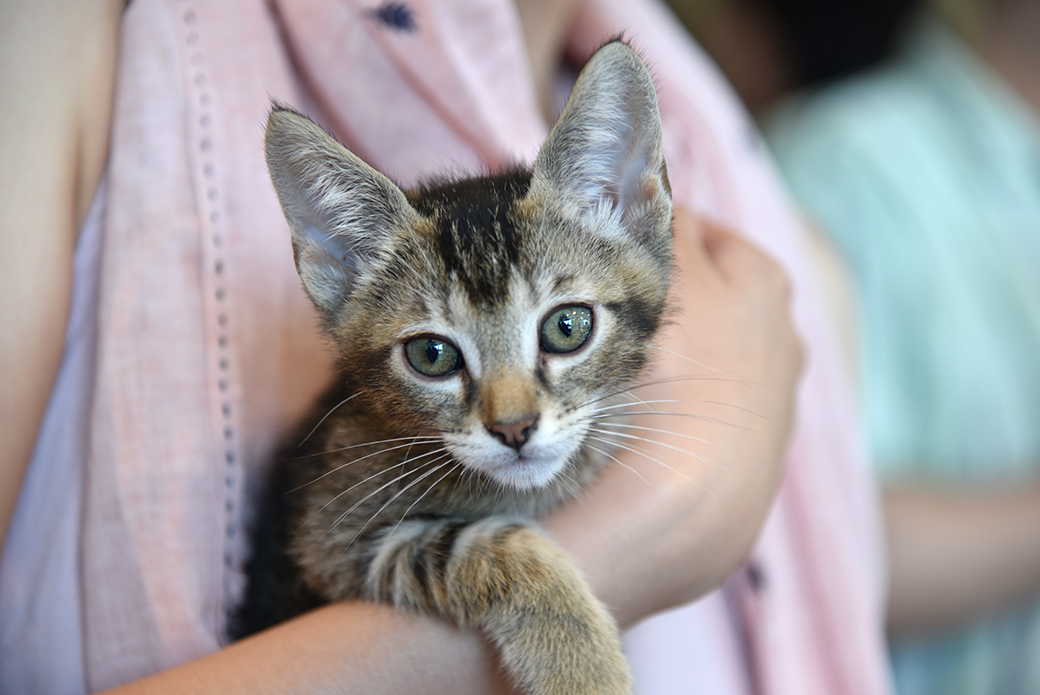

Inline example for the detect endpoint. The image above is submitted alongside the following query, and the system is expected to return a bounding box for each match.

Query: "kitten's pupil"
[424,340,442,364]
[558,314,574,338]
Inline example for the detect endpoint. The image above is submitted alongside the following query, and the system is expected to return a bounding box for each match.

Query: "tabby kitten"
[236,41,673,695]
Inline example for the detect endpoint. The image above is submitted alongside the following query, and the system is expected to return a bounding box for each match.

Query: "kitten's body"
[235,42,673,695]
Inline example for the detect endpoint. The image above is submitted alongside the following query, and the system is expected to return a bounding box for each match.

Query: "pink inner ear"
[617,148,653,215]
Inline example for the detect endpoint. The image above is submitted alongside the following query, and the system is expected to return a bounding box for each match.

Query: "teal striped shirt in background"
[768,15,1040,695]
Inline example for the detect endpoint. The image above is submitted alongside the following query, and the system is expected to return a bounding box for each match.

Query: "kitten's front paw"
[445,523,633,695]
[367,517,632,695]
[495,601,633,695]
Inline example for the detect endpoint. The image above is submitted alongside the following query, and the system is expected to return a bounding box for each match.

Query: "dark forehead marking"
[551,274,576,293]
[407,168,533,306]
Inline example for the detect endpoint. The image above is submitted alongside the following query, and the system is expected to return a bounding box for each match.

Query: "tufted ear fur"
[532,41,671,245]
[265,108,418,319]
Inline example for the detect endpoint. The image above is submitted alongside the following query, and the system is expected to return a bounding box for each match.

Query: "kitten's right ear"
[531,42,671,247]
[265,108,417,318]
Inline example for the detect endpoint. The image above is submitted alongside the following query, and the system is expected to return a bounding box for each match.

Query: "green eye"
[404,336,462,377]
[541,305,593,353]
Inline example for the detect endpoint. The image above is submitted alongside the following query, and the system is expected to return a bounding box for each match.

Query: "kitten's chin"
[453,442,580,492]
[487,456,564,491]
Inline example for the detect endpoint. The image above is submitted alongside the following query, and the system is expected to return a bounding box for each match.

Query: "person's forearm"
[101,602,515,695]
[885,483,1040,635]
[0,0,122,549]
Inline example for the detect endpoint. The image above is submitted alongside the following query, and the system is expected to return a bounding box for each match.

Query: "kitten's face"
[326,172,670,489]
[266,42,672,491]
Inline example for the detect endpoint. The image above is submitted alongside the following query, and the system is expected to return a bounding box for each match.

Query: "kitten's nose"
[488,415,539,451]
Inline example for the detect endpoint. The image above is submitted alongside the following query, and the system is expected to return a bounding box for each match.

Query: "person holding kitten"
[0,0,889,693]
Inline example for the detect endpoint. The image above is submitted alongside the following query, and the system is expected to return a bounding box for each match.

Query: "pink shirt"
[0,1,891,693]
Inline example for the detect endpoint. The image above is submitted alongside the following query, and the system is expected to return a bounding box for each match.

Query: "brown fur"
[236,42,673,695]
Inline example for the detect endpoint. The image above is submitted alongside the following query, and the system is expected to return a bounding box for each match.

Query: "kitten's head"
[266,42,672,491]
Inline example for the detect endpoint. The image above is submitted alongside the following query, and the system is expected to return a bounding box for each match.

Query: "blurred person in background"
[670,0,1040,691]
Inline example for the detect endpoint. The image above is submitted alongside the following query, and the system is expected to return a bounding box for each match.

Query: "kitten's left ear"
[532,41,672,245]
[265,108,418,321]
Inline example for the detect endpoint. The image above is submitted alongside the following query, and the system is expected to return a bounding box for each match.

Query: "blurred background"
[666,0,919,115]
[662,1,1040,693]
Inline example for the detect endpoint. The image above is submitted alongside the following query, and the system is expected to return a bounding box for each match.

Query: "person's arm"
[885,484,1040,635]
[95,209,799,693]
[103,602,517,695]
[0,0,123,550]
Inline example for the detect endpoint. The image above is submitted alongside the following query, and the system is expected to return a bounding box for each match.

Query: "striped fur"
[236,42,672,695]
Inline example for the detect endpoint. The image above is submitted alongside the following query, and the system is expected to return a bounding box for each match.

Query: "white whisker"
[583,433,715,495]
[647,345,724,374]
[337,456,457,545]
[590,398,768,421]
[317,448,449,515]
[296,392,363,448]
[587,426,724,469]
[386,462,464,539]
[584,442,653,488]
[590,420,730,451]
[291,438,443,491]
[591,410,761,433]
[578,374,751,411]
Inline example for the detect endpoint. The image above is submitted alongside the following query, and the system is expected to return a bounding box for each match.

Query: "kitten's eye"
[541,305,593,353]
[404,336,462,377]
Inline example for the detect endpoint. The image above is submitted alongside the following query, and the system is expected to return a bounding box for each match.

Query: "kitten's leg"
[365,517,633,695]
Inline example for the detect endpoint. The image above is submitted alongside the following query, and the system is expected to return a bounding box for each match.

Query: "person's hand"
[545,206,803,627]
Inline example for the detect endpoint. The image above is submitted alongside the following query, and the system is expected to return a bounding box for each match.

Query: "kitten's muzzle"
[488,414,540,451]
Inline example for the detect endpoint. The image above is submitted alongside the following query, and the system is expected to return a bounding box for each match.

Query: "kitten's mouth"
[490,455,565,490]
[451,441,573,491]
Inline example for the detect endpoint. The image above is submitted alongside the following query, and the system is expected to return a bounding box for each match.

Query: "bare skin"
[886,485,1040,635]
[1,1,799,692]
[0,0,122,550]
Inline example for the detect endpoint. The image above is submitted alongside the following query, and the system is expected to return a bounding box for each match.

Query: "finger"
[699,219,791,301]
[670,207,714,275]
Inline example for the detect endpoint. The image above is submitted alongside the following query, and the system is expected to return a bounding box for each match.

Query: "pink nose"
[488,415,539,451]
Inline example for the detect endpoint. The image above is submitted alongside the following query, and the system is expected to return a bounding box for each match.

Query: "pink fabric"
[0,0,891,692]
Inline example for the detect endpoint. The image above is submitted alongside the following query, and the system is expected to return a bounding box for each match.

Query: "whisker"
[578,374,752,411]
[320,452,454,539]
[316,447,449,513]
[287,434,442,461]
[590,398,701,415]
[289,438,443,491]
[589,420,730,451]
[647,345,725,374]
[591,410,761,433]
[296,392,363,448]
[590,398,769,421]
[583,433,715,495]
[554,468,588,503]
[584,442,653,488]
[386,462,465,538]
[586,427,724,469]
[337,456,457,545]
